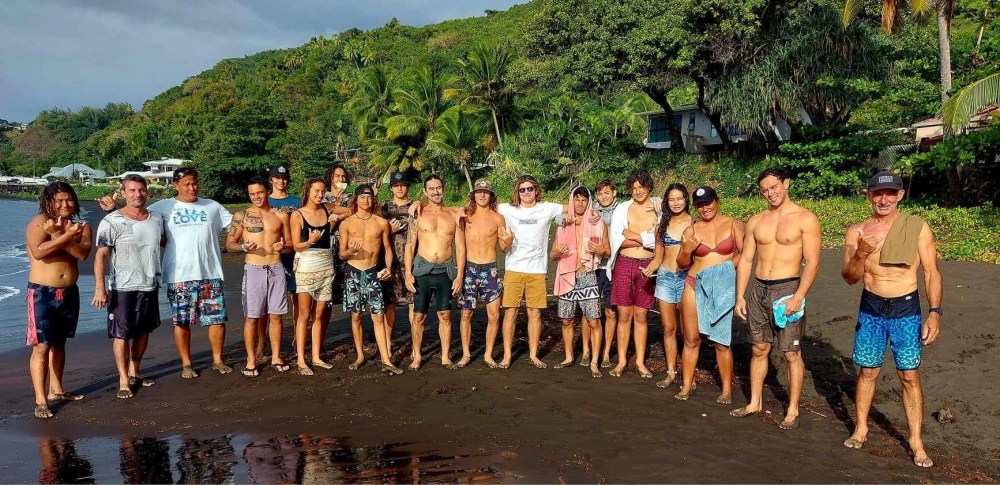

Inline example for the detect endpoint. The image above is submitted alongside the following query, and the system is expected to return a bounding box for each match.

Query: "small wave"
[0,246,28,263]
[0,286,20,302]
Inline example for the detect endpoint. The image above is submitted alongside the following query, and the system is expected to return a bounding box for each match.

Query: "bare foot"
[348,357,365,371]
[296,364,314,376]
[530,358,547,369]
[34,404,53,419]
[484,357,498,369]
[716,394,732,405]
[843,429,868,449]
[408,359,422,371]
[730,405,762,418]
[181,366,199,378]
[578,353,590,366]
[381,362,404,375]
[441,358,455,369]
[656,371,677,389]
[553,359,573,369]
[590,364,602,378]
[609,365,625,377]
[312,359,333,369]
[498,359,511,369]
[456,355,471,368]
[47,392,84,402]
[637,365,653,379]
[211,362,233,374]
[910,440,933,467]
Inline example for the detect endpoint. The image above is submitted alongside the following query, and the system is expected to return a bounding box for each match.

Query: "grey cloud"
[0,1,521,123]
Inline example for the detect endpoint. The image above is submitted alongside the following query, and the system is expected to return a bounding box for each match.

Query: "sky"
[0,0,522,123]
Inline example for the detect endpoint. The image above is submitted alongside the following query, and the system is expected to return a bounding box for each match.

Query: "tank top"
[297,206,331,249]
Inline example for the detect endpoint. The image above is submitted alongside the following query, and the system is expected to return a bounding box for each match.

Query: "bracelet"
[240,243,247,252]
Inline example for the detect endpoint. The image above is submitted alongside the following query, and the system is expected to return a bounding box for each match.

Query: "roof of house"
[43,163,107,179]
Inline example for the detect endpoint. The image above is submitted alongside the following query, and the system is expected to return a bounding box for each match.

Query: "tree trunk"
[937,1,953,102]
[644,86,685,153]
[461,161,473,192]
[694,76,733,149]
[491,108,503,148]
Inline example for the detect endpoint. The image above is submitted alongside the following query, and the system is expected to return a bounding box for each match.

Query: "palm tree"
[448,44,516,148]
[842,0,953,102]
[426,106,487,190]
[940,73,1000,132]
[345,66,394,142]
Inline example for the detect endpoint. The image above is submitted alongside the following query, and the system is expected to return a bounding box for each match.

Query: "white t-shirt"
[148,198,233,284]
[498,202,563,274]
[96,211,166,292]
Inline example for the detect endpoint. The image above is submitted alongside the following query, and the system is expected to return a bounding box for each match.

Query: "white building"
[638,105,800,153]
[112,157,189,182]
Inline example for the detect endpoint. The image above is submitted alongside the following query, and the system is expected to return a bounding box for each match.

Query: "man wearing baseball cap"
[267,165,300,361]
[382,171,414,357]
[841,171,943,468]
[459,178,512,368]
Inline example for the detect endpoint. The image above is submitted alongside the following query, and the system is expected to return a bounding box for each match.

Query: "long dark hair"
[510,175,541,207]
[466,190,497,216]
[39,181,80,219]
[301,178,326,207]
[656,183,691,244]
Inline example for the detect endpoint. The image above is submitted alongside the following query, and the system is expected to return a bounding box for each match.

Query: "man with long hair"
[340,184,400,374]
[404,175,466,370]
[458,179,512,368]
[25,181,93,418]
[497,174,565,369]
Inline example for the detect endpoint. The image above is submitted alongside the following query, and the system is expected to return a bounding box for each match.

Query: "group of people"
[24,164,942,467]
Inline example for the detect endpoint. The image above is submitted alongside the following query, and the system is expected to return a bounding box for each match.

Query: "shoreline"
[0,248,997,482]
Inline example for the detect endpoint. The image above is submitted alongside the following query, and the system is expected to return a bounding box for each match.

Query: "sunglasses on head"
[518,186,536,194]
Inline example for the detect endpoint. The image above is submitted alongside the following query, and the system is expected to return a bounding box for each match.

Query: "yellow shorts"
[501,271,547,309]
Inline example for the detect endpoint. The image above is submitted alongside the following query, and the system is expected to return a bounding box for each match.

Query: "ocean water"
[0,199,163,352]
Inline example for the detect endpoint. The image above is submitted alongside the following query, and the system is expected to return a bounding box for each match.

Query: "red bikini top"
[693,221,737,257]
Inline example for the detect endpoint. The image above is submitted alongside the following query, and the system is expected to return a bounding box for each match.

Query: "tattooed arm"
[225,211,246,253]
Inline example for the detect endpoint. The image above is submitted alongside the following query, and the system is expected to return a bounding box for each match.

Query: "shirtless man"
[405,175,466,370]
[225,177,293,377]
[841,171,942,468]
[25,181,93,418]
[459,179,512,368]
[267,165,301,351]
[339,184,401,374]
[607,171,659,378]
[733,168,821,429]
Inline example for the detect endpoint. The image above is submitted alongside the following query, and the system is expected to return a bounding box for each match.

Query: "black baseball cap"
[867,171,904,191]
[269,166,290,178]
[692,186,719,205]
[388,171,410,186]
[354,184,375,197]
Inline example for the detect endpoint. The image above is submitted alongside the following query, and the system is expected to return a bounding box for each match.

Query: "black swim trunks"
[26,283,80,347]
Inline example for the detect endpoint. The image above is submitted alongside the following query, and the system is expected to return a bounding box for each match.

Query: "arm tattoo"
[405,216,416,245]
[228,211,245,237]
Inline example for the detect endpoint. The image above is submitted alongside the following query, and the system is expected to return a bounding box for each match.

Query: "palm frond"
[842,0,866,27]
[940,73,1000,133]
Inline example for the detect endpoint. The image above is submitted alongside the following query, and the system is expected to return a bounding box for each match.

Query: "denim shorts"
[655,267,688,304]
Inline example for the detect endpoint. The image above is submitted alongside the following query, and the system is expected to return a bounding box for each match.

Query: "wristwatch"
[929,307,943,316]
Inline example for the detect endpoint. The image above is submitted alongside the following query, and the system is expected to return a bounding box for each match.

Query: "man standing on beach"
[732,168,821,429]
[92,174,165,399]
[382,171,414,357]
[25,181,93,418]
[149,167,234,378]
[497,175,564,369]
[225,177,292,377]
[405,175,465,370]
[267,165,301,348]
[339,184,401,374]
[591,179,618,367]
[459,179,511,368]
[841,171,942,468]
[607,171,659,378]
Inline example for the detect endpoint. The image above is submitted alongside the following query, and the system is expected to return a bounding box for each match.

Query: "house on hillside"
[638,105,801,153]
[911,104,1000,151]
[43,163,107,183]
[111,157,189,182]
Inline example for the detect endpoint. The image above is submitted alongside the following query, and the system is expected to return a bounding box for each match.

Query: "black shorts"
[108,289,161,339]
[26,283,79,348]
[597,270,613,308]
[413,271,454,314]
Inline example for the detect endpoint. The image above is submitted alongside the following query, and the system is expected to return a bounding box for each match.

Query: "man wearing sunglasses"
[496,175,565,369]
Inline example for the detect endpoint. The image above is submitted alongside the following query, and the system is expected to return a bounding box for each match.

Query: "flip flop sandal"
[312,361,333,369]
[49,392,84,401]
[730,407,760,418]
[778,417,800,430]
[295,365,314,376]
[34,404,53,419]
[531,360,548,369]
[381,363,404,375]
[843,437,866,449]
[117,389,134,399]
[553,361,574,369]
[241,366,259,378]
[270,363,290,373]
[129,376,155,387]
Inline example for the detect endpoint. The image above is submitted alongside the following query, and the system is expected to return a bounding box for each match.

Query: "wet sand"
[0,218,997,482]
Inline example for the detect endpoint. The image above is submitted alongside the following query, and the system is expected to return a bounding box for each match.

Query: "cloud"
[0,0,521,123]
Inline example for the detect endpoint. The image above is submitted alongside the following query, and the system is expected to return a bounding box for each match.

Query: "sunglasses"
[518,186,536,194]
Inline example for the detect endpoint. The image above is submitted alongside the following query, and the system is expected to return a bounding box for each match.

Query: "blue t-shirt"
[268,195,301,210]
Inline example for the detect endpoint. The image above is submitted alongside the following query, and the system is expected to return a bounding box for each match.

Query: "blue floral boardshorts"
[458,262,503,310]
[343,265,388,315]
[853,289,922,370]
[167,279,228,327]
